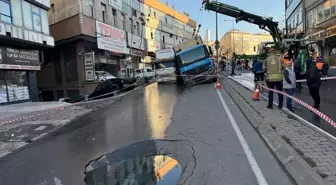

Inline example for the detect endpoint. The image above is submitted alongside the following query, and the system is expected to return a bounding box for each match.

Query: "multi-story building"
[219,30,273,59]
[0,0,54,105]
[304,0,336,66]
[142,0,196,63]
[285,0,304,38]
[37,0,196,101]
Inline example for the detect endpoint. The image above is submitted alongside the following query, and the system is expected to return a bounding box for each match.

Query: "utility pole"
[215,0,219,69]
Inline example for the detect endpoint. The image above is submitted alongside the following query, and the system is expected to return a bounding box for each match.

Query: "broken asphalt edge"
[0,83,150,161]
[219,76,325,185]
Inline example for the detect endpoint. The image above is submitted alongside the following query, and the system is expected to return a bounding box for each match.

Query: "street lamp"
[223,19,235,59]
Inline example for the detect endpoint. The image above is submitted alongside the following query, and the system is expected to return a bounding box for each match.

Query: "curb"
[0,84,147,160]
[220,76,325,185]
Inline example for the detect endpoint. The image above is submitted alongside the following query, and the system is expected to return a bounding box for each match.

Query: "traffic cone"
[216,78,221,89]
[252,88,260,100]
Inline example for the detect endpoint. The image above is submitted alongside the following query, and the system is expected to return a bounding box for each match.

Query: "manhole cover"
[85,155,182,185]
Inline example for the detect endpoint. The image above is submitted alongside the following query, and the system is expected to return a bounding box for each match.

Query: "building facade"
[142,0,196,63]
[0,0,54,105]
[285,0,304,38]
[219,30,273,59]
[38,0,196,101]
[304,0,336,66]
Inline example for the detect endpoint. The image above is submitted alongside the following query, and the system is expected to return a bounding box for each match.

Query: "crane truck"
[202,0,308,74]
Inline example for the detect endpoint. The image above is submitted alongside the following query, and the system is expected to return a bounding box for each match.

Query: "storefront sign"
[327,25,336,38]
[127,33,145,50]
[96,21,128,54]
[131,48,145,56]
[0,47,40,70]
[147,40,161,52]
[84,52,95,81]
[108,0,122,11]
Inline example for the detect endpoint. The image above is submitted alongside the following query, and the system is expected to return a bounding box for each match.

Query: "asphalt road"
[0,82,292,185]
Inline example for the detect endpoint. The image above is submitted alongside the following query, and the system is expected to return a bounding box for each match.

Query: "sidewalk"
[0,82,146,158]
[221,76,336,185]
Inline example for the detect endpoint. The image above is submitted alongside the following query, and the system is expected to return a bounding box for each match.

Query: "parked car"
[135,67,155,79]
[95,71,117,81]
[88,78,124,100]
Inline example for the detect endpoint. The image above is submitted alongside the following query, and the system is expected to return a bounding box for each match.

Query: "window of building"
[136,22,140,36]
[0,0,12,23]
[112,8,117,27]
[162,35,165,43]
[153,11,156,18]
[7,71,30,102]
[132,8,136,17]
[151,31,153,39]
[165,17,168,23]
[317,4,324,23]
[101,3,106,23]
[121,13,126,30]
[325,1,331,21]
[129,18,133,33]
[88,0,94,17]
[332,0,336,17]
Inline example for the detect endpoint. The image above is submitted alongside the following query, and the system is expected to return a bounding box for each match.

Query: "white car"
[135,67,155,79]
[155,60,176,83]
[95,71,116,81]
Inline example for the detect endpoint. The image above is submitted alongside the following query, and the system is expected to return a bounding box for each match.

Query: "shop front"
[325,25,336,66]
[0,46,40,105]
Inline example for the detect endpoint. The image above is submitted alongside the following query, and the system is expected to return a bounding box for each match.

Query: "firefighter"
[316,57,329,80]
[263,48,284,109]
[306,58,321,109]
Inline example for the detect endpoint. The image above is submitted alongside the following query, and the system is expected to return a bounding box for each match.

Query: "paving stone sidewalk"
[222,77,336,185]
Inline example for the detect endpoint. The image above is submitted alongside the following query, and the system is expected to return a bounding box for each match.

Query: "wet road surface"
[0,82,292,185]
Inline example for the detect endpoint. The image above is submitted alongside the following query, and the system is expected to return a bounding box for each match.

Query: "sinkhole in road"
[84,155,182,185]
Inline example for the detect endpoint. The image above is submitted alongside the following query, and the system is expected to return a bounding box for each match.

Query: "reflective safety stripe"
[316,62,323,70]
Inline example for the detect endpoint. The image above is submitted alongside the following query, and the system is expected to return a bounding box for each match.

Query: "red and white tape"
[0,102,80,125]
[258,84,336,127]
[296,76,336,82]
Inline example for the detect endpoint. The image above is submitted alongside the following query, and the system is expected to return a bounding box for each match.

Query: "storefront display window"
[0,71,7,103]
[6,71,30,102]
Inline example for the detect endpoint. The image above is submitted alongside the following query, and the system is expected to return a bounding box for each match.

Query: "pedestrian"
[294,57,302,92]
[306,58,321,109]
[253,58,264,89]
[245,59,249,70]
[230,54,237,75]
[263,48,284,109]
[283,61,296,112]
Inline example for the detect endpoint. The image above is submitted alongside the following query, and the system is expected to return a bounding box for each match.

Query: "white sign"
[155,49,175,60]
[127,33,145,50]
[147,40,161,52]
[84,52,95,81]
[108,0,122,11]
[96,21,127,53]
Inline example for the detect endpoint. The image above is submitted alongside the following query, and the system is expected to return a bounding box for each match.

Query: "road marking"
[216,87,268,185]
[34,125,47,131]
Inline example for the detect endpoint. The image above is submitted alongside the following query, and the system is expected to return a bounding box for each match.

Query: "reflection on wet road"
[0,83,184,185]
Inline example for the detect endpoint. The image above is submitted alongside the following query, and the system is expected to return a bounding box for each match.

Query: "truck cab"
[175,43,216,85]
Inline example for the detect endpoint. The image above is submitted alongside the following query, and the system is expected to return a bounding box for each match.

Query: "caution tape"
[296,76,336,82]
[258,84,336,127]
[0,77,146,125]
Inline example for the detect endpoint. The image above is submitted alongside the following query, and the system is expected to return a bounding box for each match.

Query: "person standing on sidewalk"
[294,58,302,92]
[253,58,264,89]
[283,61,296,112]
[306,58,321,109]
[263,48,284,109]
[230,53,237,75]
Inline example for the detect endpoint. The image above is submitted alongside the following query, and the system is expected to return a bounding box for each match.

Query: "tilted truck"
[173,36,217,85]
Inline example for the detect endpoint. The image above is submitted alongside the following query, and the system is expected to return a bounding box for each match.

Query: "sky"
[166,0,285,40]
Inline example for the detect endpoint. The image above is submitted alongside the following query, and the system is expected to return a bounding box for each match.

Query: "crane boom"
[202,0,283,49]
